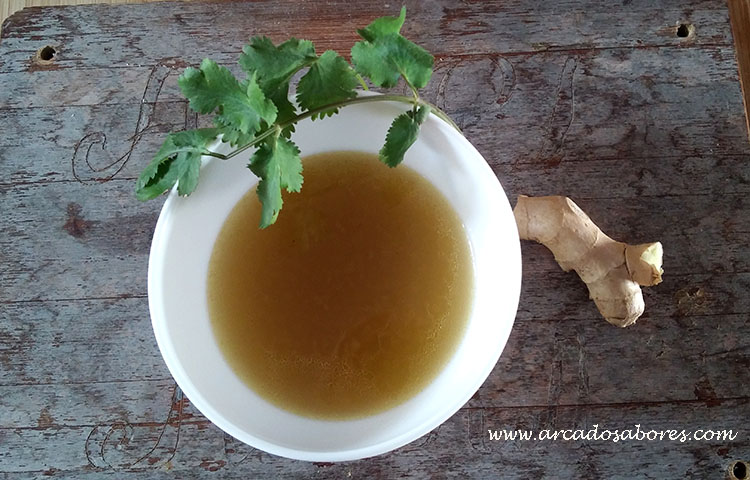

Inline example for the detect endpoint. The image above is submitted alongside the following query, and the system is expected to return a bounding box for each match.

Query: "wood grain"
[0,0,748,478]
[0,1,734,74]
[0,0,167,34]
[729,0,750,138]
[1,402,747,477]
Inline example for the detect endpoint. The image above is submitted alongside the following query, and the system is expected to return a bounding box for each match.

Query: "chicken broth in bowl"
[148,97,521,461]
[208,151,473,419]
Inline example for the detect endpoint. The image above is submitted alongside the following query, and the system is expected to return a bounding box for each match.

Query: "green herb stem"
[355,73,369,91]
[212,94,460,161]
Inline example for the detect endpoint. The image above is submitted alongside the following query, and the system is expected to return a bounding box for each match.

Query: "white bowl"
[148,95,522,461]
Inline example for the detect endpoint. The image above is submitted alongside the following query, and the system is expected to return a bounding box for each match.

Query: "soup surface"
[207,151,473,419]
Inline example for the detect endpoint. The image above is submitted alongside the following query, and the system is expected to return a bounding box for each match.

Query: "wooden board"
[0,0,167,35]
[729,0,750,138]
[1,1,748,478]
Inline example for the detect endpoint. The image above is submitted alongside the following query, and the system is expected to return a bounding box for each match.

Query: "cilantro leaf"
[379,105,430,167]
[239,37,317,87]
[178,59,277,134]
[136,128,219,200]
[240,37,317,135]
[213,117,254,147]
[248,136,303,228]
[296,50,358,119]
[358,6,407,37]
[351,6,433,89]
[266,81,298,138]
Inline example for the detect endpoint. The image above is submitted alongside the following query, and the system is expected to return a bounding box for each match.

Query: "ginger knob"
[514,195,663,327]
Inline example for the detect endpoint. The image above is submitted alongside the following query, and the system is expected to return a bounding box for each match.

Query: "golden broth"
[207,151,473,419]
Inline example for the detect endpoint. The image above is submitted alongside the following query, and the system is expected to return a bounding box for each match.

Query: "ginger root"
[514,195,663,327]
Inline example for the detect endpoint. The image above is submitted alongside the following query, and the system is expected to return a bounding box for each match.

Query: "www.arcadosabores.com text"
[488,424,738,443]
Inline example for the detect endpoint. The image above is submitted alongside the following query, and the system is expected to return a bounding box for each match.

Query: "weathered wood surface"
[729,0,750,138]
[1,0,748,478]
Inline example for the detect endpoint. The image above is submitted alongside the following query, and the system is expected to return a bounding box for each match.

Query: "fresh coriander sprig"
[136,7,460,228]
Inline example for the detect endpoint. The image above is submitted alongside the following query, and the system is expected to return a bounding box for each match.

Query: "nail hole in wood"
[676,23,691,38]
[39,46,56,61]
[730,460,749,480]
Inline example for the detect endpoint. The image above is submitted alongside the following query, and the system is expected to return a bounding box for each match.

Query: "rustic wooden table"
[1,1,749,478]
